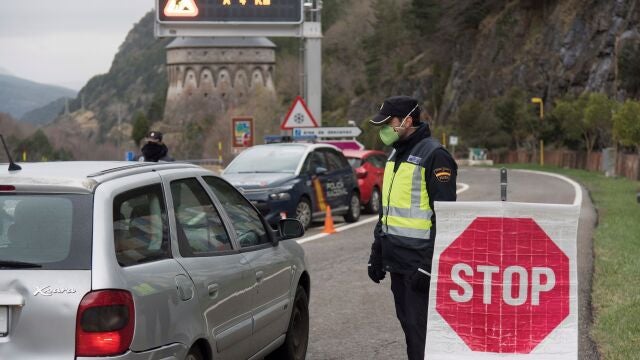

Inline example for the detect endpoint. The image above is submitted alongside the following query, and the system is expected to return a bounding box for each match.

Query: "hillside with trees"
[43,0,640,161]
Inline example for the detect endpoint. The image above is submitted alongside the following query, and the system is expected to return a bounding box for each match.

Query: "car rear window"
[113,184,170,266]
[0,194,93,270]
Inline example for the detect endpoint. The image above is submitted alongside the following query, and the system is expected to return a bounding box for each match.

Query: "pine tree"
[131,112,150,146]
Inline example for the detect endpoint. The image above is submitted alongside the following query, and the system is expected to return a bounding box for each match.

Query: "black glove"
[410,267,431,293]
[368,255,386,283]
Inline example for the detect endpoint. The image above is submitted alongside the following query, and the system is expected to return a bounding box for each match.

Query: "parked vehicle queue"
[222,142,362,229]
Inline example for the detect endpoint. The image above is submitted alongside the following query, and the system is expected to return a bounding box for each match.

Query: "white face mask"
[379,104,419,145]
[391,104,419,133]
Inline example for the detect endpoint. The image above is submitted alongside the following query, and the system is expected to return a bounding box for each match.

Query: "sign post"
[293,127,361,138]
[426,201,580,359]
[449,135,458,155]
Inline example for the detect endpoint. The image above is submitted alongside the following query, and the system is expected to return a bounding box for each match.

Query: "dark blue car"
[223,143,361,229]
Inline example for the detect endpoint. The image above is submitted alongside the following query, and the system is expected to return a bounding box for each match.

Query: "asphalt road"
[298,167,598,359]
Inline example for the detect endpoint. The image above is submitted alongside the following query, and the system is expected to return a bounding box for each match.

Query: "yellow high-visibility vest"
[382,160,432,241]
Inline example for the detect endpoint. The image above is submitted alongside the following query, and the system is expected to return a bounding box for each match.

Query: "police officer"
[136,131,174,162]
[367,96,457,360]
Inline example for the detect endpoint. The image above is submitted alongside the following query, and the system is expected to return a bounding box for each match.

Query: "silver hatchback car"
[0,161,310,360]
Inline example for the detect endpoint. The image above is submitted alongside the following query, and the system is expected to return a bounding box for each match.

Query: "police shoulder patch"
[434,167,452,182]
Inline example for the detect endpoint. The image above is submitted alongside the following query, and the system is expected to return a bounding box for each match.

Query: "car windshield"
[224,145,306,174]
[346,157,362,168]
[0,194,93,270]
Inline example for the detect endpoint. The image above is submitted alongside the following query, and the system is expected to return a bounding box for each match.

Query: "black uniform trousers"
[390,272,430,360]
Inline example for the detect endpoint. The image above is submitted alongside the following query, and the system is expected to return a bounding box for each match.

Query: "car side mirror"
[315,166,328,175]
[278,219,305,240]
[356,168,368,179]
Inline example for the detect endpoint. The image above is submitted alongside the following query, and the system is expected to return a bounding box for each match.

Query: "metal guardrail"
[178,159,225,174]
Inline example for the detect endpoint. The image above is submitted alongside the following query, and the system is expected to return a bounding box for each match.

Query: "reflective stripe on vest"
[382,160,432,240]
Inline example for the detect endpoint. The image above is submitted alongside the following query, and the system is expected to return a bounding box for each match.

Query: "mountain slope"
[21,97,70,125]
[48,0,640,156]
[64,11,171,143]
[0,74,76,119]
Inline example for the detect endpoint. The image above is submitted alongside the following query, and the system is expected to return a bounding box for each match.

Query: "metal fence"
[487,149,640,181]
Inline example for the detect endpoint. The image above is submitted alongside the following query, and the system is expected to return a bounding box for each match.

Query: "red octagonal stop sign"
[436,217,569,353]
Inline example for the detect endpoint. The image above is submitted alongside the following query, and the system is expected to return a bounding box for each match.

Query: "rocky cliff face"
[440,0,639,121]
[340,0,640,131]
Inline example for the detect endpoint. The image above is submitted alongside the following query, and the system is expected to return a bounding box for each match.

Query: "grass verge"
[500,164,640,359]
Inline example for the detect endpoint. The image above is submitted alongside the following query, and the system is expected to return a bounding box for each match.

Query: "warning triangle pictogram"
[164,0,199,17]
[281,96,319,130]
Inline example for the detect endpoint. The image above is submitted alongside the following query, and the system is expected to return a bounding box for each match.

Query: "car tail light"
[0,185,15,191]
[75,290,135,357]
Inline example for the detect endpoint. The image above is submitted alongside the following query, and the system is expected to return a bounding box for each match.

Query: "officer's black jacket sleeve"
[426,148,458,243]
[371,208,384,258]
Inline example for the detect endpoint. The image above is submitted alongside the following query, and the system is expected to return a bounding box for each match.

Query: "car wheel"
[295,198,312,229]
[266,286,309,360]
[185,346,203,360]
[365,187,381,214]
[343,192,361,223]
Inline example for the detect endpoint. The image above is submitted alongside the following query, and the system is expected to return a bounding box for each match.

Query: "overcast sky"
[0,1,154,90]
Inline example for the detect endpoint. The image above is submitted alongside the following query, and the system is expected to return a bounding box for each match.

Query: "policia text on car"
[367,96,457,360]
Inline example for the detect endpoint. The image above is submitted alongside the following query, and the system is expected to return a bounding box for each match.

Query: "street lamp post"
[531,97,544,166]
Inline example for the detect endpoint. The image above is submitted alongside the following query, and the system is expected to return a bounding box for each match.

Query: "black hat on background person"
[138,130,174,162]
[369,95,421,126]
[147,131,163,142]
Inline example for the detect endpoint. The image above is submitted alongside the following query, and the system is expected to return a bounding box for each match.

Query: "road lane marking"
[516,170,583,206]
[297,184,471,245]
[458,182,470,195]
[295,170,581,245]
[297,216,378,244]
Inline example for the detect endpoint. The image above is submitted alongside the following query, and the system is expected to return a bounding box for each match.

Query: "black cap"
[369,96,420,125]
[147,131,163,141]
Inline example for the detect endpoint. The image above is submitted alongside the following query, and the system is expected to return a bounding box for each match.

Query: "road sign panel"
[320,140,364,151]
[293,127,362,138]
[232,117,254,148]
[281,96,318,130]
[157,0,303,24]
[426,202,579,359]
[163,0,199,17]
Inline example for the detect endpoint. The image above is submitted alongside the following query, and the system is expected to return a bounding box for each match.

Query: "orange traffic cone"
[322,205,336,234]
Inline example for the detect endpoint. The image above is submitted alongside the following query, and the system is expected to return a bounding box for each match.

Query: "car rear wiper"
[0,260,42,269]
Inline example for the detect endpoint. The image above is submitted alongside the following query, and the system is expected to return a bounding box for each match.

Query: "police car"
[223,142,361,229]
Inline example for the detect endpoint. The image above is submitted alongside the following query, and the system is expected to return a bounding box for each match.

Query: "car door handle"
[208,284,219,299]
[256,271,264,283]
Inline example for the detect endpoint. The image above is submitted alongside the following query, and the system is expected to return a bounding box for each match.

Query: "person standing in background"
[136,131,174,162]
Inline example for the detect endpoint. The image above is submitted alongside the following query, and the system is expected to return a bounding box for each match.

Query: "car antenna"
[0,134,21,171]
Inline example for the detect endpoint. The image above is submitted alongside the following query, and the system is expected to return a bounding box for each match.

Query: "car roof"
[342,149,386,158]
[254,142,342,151]
[0,161,203,193]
